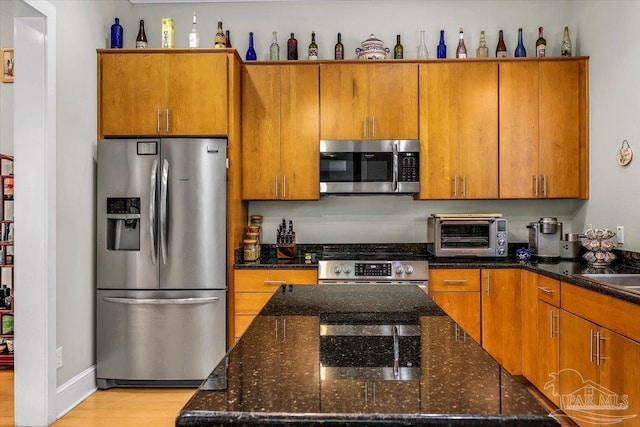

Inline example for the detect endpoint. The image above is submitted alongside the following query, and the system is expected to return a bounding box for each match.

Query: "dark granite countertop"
[177,285,559,426]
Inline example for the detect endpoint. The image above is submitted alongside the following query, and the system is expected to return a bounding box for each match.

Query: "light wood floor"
[0,368,194,427]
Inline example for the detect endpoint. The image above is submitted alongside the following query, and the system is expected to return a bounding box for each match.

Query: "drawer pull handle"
[443,279,468,284]
[538,286,554,294]
[264,280,287,285]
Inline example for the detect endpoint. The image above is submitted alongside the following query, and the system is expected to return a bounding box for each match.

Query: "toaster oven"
[427,214,508,258]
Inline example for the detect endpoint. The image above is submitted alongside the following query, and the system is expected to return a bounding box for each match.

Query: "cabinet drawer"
[234,314,256,340]
[429,269,480,292]
[234,269,317,292]
[235,293,275,315]
[537,275,560,306]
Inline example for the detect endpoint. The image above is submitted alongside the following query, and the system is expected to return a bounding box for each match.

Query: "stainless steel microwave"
[320,139,420,195]
[427,214,508,258]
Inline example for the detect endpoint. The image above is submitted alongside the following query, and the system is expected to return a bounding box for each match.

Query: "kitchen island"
[176,284,559,426]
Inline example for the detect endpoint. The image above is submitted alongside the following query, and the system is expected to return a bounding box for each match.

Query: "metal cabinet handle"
[149,159,158,265]
[160,158,169,265]
[165,109,170,133]
[443,279,468,284]
[597,332,608,366]
[453,176,458,198]
[461,176,466,198]
[372,116,376,138]
[264,280,287,285]
[590,329,595,363]
[103,296,219,305]
[283,176,287,199]
[363,117,368,139]
[157,109,161,133]
[534,175,539,197]
[485,273,491,295]
[538,286,554,294]
[549,310,559,338]
[542,175,547,197]
[274,176,278,199]
[364,381,368,404]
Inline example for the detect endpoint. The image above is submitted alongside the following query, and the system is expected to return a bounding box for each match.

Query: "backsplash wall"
[249,198,587,244]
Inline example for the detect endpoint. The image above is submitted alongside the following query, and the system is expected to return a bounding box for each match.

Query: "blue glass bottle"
[514,28,526,57]
[246,32,257,61]
[110,17,123,49]
[437,30,447,58]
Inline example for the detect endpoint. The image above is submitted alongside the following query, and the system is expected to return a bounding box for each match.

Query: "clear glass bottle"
[515,28,526,57]
[536,27,546,57]
[335,33,344,60]
[188,12,199,48]
[394,34,403,59]
[561,26,572,57]
[214,19,226,48]
[456,27,467,58]
[496,30,507,57]
[437,30,446,59]
[111,17,123,49]
[308,31,318,60]
[270,31,280,60]
[476,30,488,58]
[246,32,257,61]
[135,19,147,48]
[287,32,298,60]
[417,30,428,59]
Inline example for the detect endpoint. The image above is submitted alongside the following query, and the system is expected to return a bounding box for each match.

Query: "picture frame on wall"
[1,48,14,83]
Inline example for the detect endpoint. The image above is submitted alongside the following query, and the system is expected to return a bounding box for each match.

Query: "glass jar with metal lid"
[243,239,258,262]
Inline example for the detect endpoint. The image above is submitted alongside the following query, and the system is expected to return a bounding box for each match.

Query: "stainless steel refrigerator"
[96,138,227,389]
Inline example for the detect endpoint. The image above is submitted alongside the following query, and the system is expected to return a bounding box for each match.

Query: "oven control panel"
[318,260,429,281]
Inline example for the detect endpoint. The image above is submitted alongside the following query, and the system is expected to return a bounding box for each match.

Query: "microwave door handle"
[393,141,398,191]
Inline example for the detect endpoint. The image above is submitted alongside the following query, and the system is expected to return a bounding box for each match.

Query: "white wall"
[0,6,14,155]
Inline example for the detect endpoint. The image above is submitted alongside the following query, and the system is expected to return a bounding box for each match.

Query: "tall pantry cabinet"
[0,154,14,366]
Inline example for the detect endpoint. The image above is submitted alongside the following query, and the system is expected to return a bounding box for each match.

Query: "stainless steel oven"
[427,213,508,258]
[320,139,419,194]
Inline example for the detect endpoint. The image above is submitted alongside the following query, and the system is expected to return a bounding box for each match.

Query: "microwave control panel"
[398,153,419,182]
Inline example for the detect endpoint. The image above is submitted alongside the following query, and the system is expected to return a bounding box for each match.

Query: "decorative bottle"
[335,33,344,60]
[214,20,226,48]
[476,30,488,58]
[393,34,403,59]
[561,26,572,57]
[135,20,147,48]
[225,30,232,48]
[496,30,507,57]
[437,30,446,59]
[536,27,546,57]
[417,30,428,59]
[456,27,467,58]
[270,31,280,60]
[287,33,298,60]
[246,32,257,61]
[188,12,199,48]
[514,28,526,57]
[308,31,318,60]
[111,18,123,49]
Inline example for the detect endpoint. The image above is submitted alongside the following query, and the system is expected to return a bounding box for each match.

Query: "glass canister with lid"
[243,239,259,262]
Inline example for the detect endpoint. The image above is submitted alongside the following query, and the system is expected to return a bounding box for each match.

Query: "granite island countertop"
[176,285,560,426]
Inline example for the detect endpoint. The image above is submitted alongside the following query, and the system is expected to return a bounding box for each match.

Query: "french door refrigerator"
[96,138,227,389]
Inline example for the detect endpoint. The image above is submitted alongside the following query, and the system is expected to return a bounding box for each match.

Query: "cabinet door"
[99,53,165,136]
[499,62,539,198]
[242,65,282,199]
[369,63,418,139]
[559,310,600,425]
[321,380,368,412]
[280,65,320,200]
[164,53,228,135]
[457,62,498,199]
[537,301,560,406]
[481,269,522,374]
[429,292,480,343]
[372,380,420,413]
[539,61,580,198]
[598,329,640,426]
[320,64,369,139]
[520,270,538,384]
[419,63,458,199]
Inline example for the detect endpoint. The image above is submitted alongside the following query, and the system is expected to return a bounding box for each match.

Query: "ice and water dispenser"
[106,197,141,251]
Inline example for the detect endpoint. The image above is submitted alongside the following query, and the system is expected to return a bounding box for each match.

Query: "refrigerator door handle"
[102,296,220,305]
[150,159,158,265]
[160,158,169,265]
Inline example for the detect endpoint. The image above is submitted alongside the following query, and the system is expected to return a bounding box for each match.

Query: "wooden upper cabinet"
[242,64,319,200]
[419,62,498,199]
[98,51,228,137]
[499,59,587,199]
[320,63,418,139]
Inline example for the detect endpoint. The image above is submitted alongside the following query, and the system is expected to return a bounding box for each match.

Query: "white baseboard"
[55,365,97,419]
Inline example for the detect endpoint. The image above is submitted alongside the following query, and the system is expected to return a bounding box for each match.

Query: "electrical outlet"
[617,226,625,245]
[56,347,63,369]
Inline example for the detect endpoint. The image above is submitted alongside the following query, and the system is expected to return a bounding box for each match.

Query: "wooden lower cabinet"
[481,268,522,375]
[537,301,560,406]
[427,269,481,342]
[320,379,419,413]
[520,270,539,383]
[233,268,317,340]
[559,310,640,426]
[233,315,319,412]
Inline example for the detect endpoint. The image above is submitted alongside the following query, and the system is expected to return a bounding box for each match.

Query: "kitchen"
[1,0,640,426]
